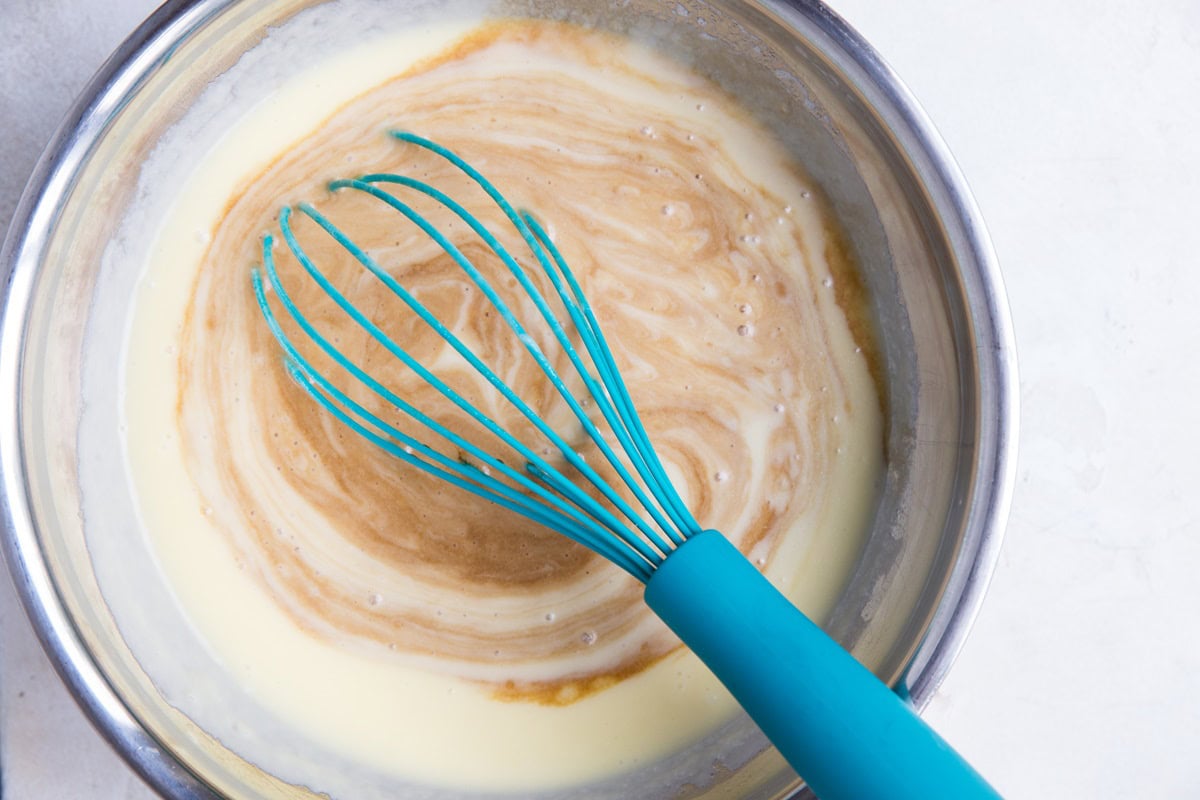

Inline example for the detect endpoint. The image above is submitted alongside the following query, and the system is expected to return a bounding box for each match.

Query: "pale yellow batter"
[121,15,882,796]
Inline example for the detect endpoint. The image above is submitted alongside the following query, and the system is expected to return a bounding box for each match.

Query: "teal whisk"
[251,131,998,799]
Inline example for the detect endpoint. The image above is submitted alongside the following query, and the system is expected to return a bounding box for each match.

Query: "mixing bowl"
[0,0,1017,797]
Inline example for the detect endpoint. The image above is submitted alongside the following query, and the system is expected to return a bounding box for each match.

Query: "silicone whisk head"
[253,132,701,582]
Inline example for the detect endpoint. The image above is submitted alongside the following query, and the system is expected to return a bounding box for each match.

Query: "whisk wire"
[253,238,654,579]
[289,194,672,565]
[251,133,726,581]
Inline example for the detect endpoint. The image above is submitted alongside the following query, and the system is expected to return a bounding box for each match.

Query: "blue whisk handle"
[644,530,1000,800]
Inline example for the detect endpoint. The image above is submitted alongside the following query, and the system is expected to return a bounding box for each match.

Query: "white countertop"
[2,0,1198,797]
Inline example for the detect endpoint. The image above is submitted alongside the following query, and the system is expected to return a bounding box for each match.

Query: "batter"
[121,14,883,796]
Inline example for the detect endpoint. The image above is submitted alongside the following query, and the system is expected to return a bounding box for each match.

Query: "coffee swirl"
[174,20,877,702]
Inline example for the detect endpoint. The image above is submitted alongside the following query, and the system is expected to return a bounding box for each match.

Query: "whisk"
[251,131,998,800]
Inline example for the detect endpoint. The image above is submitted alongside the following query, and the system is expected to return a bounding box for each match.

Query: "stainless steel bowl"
[0,0,1017,797]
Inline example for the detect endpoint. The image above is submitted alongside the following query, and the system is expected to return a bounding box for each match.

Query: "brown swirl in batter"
[176,20,877,701]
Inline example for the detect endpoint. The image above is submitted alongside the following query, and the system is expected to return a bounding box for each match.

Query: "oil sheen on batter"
[124,17,883,794]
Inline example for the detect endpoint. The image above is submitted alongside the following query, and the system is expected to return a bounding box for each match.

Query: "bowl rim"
[0,2,234,794]
[791,4,1019,705]
[0,0,1017,796]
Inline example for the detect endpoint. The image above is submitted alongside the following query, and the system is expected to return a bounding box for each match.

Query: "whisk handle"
[644,530,999,800]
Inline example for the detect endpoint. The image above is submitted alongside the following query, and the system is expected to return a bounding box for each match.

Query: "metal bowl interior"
[0,0,1016,797]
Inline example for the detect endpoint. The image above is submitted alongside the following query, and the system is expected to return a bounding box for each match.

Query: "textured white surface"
[2,0,1199,797]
